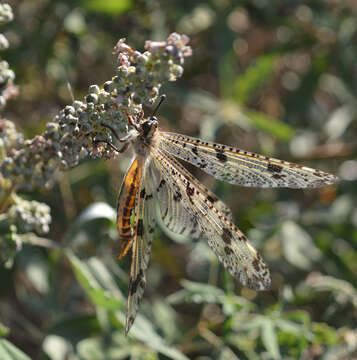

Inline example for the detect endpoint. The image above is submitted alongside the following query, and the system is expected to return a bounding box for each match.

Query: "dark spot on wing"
[157,179,166,191]
[224,246,233,255]
[140,188,146,198]
[252,258,260,272]
[186,183,194,202]
[222,228,232,244]
[267,163,283,173]
[129,269,144,294]
[137,219,143,236]
[216,149,228,163]
[207,195,216,203]
[192,146,198,156]
[173,190,182,201]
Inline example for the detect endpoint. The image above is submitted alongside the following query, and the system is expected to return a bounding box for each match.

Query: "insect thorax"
[132,118,159,157]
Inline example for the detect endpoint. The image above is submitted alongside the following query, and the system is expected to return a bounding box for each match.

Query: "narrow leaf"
[0,339,31,360]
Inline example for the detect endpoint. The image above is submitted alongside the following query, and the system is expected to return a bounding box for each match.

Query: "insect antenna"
[151,94,166,118]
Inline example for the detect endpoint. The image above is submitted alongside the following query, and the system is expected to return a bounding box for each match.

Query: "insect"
[95,95,338,335]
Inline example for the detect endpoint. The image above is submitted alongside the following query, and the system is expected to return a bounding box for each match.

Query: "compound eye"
[151,116,158,122]
[142,121,151,135]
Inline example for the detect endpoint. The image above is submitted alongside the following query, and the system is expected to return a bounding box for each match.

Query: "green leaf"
[67,251,124,311]
[219,346,240,360]
[0,323,9,337]
[219,51,237,99]
[81,0,132,15]
[275,319,304,335]
[77,336,132,360]
[167,280,223,305]
[312,323,339,346]
[233,54,277,104]
[152,299,179,341]
[280,221,322,270]
[65,202,116,251]
[127,315,189,360]
[42,335,73,360]
[243,109,294,140]
[0,339,31,360]
[261,319,281,360]
[168,280,252,316]
[67,202,115,233]
[22,252,49,294]
[48,315,100,344]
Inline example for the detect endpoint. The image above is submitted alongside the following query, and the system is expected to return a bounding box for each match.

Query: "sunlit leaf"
[65,202,116,252]
[67,251,124,310]
[275,319,304,335]
[168,280,252,313]
[81,0,132,15]
[152,299,179,341]
[243,109,294,140]
[219,346,240,360]
[77,336,132,360]
[42,335,73,360]
[22,253,49,294]
[113,313,189,360]
[68,202,116,230]
[280,221,322,270]
[261,319,281,360]
[300,273,357,310]
[233,54,277,104]
[312,323,339,346]
[0,321,8,338]
[0,339,31,360]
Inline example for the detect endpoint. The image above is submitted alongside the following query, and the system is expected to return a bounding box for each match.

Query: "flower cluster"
[7,195,51,235]
[0,195,51,267]
[0,4,16,110]
[1,32,192,191]
[0,3,13,24]
[0,119,24,152]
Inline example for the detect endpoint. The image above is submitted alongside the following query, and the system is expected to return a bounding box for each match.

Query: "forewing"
[125,160,156,335]
[151,148,271,291]
[159,132,338,188]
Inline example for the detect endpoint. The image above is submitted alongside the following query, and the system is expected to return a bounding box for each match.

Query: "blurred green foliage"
[1,0,357,359]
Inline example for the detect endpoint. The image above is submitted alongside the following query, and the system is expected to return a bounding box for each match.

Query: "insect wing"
[160,132,338,188]
[125,161,156,335]
[151,148,271,291]
[148,161,203,239]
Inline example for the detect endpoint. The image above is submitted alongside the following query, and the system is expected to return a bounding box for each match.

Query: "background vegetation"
[1,0,356,359]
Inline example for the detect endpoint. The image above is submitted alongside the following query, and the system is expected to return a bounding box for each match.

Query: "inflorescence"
[1,33,191,192]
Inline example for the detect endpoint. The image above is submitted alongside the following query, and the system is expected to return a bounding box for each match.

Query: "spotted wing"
[125,160,156,335]
[151,148,271,291]
[147,161,202,239]
[147,149,233,240]
[159,132,338,188]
